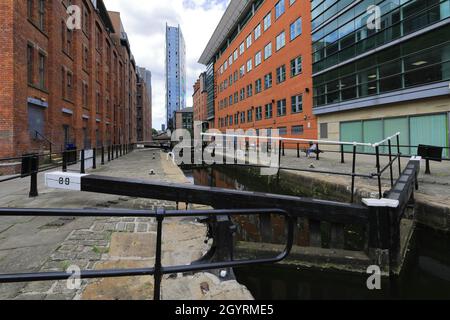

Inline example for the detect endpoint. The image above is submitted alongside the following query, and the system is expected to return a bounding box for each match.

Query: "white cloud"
[104,0,229,130]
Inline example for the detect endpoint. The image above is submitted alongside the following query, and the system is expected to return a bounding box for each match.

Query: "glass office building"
[312,0,450,155]
[166,24,187,130]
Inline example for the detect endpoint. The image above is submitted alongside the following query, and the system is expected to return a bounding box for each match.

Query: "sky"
[104,0,231,130]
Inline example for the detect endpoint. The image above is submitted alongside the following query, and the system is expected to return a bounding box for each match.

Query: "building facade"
[175,107,194,134]
[193,72,208,130]
[199,0,316,142]
[138,66,152,106]
[136,73,152,142]
[0,0,140,160]
[312,0,450,155]
[166,24,187,131]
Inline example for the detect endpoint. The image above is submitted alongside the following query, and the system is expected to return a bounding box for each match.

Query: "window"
[264,43,272,60]
[234,114,239,125]
[239,42,245,55]
[292,125,304,135]
[290,17,302,40]
[234,50,238,61]
[246,34,252,49]
[256,106,263,120]
[239,65,245,78]
[38,0,45,31]
[278,127,287,136]
[240,88,245,101]
[276,32,286,51]
[96,92,101,113]
[83,45,89,69]
[229,55,233,66]
[61,21,66,50]
[247,84,253,97]
[255,79,262,93]
[83,5,90,34]
[291,94,303,113]
[264,13,271,31]
[66,71,73,101]
[264,73,272,89]
[234,92,238,104]
[27,44,34,84]
[247,109,253,122]
[275,0,285,19]
[241,112,246,124]
[246,59,252,72]
[276,65,286,83]
[96,25,102,52]
[289,0,296,5]
[82,82,88,108]
[255,51,262,66]
[38,52,46,89]
[61,68,65,98]
[229,95,233,106]
[320,123,328,139]
[27,0,33,19]
[66,29,73,56]
[291,56,302,77]
[254,24,261,40]
[277,99,286,116]
[265,103,273,119]
[224,61,228,70]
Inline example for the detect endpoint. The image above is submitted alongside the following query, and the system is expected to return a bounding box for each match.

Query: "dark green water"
[184,166,450,300]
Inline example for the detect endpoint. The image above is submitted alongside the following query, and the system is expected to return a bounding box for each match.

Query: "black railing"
[200,133,404,203]
[0,207,293,300]
[0,144,137,197]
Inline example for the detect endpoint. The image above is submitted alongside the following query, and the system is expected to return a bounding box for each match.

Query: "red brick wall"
[0,0,139,163]
[0,0,14,158]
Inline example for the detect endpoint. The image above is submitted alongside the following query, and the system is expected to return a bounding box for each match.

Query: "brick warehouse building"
[192,72,208,130]
[0,0,139,160]
[136,72,152,142]
[199,0,316,143]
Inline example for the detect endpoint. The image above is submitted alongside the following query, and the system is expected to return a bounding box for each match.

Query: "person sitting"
[306,143,318,158]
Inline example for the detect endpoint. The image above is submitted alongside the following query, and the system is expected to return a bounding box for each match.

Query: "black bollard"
[29,155,39,198]
[62,150,68,172]
[80,150,85,174]
[92,148,97,169]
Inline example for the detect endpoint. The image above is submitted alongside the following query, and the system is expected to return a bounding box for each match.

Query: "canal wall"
[211,156,450,234]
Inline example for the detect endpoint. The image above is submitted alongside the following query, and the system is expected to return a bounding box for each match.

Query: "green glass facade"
[313,26,450,106]
[312,0,450,108]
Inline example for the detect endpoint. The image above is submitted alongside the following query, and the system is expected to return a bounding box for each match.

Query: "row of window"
[312,0,450,73]
[218,94,304,129]
[218,57,302,111]
[218,0,302,76]
[218,116,305,136]
[313,32,450,107]
[218,56,303,94]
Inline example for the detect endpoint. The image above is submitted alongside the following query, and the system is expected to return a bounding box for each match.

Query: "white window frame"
[264,43,272,60]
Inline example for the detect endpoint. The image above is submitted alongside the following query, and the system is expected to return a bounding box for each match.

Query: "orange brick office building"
[0,0,139,159]
[199,0,316,143]
[192,72,208,130]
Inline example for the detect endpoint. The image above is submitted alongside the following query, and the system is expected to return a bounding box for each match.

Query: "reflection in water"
[185,166,450,300]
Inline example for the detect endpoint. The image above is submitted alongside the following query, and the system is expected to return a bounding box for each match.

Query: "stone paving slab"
[0,149,253,300]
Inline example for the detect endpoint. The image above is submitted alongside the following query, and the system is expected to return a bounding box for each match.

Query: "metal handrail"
[0,207,293,300]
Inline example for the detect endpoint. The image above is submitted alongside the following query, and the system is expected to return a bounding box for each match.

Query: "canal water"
[183,166,450,300]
